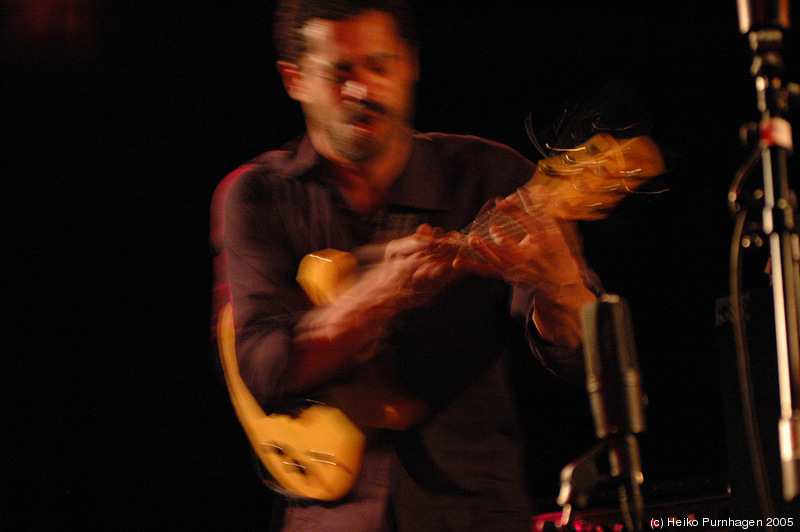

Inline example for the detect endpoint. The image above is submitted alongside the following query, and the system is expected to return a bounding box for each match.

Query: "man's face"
[295,10,418,163]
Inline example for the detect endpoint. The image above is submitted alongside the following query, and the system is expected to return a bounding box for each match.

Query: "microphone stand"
[556,436,644,532]
[556,295,646,532]
[735,0,800,503]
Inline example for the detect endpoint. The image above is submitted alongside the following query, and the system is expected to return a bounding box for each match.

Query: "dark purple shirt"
[214,132,583,530]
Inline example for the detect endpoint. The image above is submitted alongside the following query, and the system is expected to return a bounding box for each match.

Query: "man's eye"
[321,71,347,84]
[366,58,391,76]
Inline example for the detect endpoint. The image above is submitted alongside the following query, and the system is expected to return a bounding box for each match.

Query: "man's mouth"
[347,101,387,129]
[346,110,384,137]
[352,111,378,130]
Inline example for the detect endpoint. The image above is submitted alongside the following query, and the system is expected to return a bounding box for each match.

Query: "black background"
[4,0,799,528]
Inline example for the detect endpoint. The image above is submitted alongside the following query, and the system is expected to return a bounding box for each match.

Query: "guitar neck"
[457,134,665,245]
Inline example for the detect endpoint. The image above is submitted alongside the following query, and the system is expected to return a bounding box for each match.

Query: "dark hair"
[273,0,417,63]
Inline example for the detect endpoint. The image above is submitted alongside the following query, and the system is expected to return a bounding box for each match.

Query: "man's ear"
[277,60,306,102]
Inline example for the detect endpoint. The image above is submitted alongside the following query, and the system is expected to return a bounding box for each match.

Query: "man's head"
[274,0,419,164]
[274,0,416,65]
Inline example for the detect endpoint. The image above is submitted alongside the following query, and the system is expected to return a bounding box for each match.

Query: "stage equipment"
[731,0,800,513]
[556,295,647,532]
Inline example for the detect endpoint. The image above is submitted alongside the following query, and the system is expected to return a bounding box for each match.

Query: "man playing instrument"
[212,0,600,529]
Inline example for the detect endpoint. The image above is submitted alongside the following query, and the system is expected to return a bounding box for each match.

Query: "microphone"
[583,294,646,440]
[582,294,646,532]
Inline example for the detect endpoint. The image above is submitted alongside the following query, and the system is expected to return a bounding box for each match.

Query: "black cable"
[729,204,776,529]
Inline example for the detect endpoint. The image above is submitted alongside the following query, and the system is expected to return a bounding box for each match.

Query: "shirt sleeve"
[509,264,605,382]
[221,168,311,411]
[505,283,583,382]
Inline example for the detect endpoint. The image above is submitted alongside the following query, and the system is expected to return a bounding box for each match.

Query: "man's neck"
[322,130,414,215]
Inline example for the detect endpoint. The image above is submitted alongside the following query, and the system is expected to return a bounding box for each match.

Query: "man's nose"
[341,80,368,101]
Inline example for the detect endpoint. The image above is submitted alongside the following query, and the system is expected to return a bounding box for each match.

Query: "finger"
[495,196,555,237]
[415,223,435,237]
[488,220,529,249]
[466,234,506,267]
[385,234,429,258]
[439,230,463,243]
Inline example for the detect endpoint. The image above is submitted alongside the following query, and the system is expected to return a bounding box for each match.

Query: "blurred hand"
[453,185,587,292]
[375,224,462,309]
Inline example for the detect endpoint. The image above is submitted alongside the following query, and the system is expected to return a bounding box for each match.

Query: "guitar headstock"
[527,133,666,220]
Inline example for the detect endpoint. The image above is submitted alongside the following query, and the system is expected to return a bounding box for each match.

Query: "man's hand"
[377,224,462,309]
[453,186,596,347]
[290,224,459,392]
[452,186,582,288]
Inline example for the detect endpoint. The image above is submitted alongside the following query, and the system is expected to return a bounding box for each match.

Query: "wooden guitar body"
[217,302,365,501]
[217,252,427,500]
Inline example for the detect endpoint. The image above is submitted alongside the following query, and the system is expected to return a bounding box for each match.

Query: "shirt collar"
[292,132,452,212]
